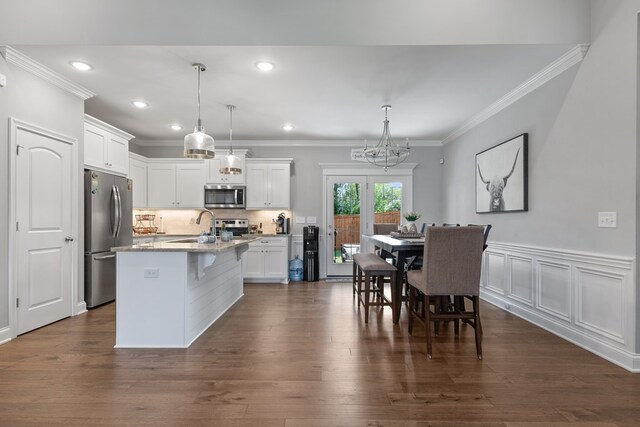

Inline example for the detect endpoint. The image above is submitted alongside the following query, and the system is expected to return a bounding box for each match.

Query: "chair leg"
[364,273,370,324]
[424,294,432,359]
[357,267,363,307]
[352,261,357,295]
[473,296,483,360]
[433,296,440,337]
[408,285,415,335]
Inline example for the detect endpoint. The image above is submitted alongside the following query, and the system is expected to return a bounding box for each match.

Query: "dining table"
[361,234,425,323]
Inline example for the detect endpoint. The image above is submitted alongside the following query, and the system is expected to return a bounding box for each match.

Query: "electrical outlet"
[144,268,160,278]
[295,216,306,224]
[598,212,617,228]
[307,216,317,224]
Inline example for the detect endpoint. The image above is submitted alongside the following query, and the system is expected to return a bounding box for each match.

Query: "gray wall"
[442,2,637,257]
[132,144,443,235]
[442,1,639,352]
[0,58,85,331]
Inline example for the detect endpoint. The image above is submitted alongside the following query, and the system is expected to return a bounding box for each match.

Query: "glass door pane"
[373,182,402,227]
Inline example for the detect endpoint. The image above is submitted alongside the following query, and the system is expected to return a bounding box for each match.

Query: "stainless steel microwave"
[204,185,246,209]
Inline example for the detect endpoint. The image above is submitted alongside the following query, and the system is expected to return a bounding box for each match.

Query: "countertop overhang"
[113,236,261,253]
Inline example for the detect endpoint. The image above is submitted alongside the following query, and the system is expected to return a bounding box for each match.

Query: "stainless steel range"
[215,218,249,236]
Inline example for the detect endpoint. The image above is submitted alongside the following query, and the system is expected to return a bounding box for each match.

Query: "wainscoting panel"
[481,241,638,372]
[575,266,625,344]
[508,255,533,306]
[536,260,571,322]
[485,251,506,294]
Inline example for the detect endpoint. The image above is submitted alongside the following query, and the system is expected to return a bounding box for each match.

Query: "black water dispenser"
[303,226,319,281]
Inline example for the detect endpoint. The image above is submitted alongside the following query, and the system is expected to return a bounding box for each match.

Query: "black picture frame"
[475,133,528,213]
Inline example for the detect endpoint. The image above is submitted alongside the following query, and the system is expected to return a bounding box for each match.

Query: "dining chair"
[406,226,484,359]
[419,223,436,234]
[468,224,492,251]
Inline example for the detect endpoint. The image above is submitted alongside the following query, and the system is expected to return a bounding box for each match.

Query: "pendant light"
[220,104,242,175]
[363,105,410,171]
[184,63,215,159]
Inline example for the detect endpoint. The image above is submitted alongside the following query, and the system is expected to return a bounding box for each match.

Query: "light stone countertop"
[113,236,260,253]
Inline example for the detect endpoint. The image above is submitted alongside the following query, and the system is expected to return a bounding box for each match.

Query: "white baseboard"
[0,326,13,345]
[481,241,638,372]
[75,301,87,315]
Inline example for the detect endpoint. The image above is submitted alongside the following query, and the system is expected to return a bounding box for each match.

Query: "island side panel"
[186,249,244,346]
[116,251,188,348]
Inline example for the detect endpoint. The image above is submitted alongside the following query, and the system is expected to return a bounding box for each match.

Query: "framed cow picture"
[475,133,528,213]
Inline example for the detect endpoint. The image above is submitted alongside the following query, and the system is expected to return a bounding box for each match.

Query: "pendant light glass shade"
[220,104,242,175]
[363,105,410,171]
[184,63,215,159]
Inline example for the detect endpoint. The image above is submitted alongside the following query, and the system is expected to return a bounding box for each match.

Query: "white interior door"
[15,127,73,334]
[325,176,367,276]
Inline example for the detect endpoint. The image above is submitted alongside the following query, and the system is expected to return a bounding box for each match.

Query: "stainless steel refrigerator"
[84,170,132,308]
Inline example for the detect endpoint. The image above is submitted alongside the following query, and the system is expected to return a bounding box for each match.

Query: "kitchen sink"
[167,238,200,243]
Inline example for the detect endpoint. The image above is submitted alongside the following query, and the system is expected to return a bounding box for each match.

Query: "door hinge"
[16,298,19,308]
[16,144,23,155]
[16,221,19,231]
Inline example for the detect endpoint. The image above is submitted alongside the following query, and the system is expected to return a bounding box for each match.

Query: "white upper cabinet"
[129,154,148,208]
[176,163,205,207]
[83,115,134,176]
[147,160,204,208]
[245,160,292,210]
[205,150,248,185]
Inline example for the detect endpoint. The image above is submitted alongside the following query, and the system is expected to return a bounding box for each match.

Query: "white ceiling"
[16,44,573,144]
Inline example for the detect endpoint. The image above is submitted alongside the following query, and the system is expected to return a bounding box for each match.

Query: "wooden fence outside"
[333,211,400,249]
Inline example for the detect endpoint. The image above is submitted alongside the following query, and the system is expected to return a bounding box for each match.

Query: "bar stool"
[352,253,397,323]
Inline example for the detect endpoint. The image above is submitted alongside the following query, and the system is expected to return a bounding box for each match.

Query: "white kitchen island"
[112,237,258,348]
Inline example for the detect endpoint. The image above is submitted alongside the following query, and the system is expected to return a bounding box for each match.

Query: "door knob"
[65,236,74,242]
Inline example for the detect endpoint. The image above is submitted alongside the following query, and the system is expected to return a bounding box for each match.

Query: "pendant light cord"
[227,104,235,154]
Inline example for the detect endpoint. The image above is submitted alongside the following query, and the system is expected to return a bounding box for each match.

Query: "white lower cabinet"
[243,237,289,284]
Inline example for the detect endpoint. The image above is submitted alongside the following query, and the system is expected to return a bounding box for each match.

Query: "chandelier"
[184,63,215,159]
[363,105,410,171]
[220,105,242,175]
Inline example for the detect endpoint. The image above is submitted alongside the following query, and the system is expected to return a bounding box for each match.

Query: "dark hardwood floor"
[0,282,638,426]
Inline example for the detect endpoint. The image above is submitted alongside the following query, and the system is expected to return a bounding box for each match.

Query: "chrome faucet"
[196,210,216,235]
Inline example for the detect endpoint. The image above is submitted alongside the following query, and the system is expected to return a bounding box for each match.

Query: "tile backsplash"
[133,208,291,235]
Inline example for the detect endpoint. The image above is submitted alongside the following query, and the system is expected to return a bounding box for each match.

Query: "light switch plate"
[295,216,306,224]
[144,268,160,278]
[0,73,6,87]
[598,212,617,228]
[307,216,317,224]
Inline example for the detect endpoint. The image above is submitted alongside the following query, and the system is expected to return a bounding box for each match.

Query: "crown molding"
[442,44,589,145]
[0,46,95,100]
[85,114,135,140]
[132,139,442,148]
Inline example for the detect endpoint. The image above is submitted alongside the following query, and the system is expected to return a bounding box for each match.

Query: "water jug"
[289,256,303,282]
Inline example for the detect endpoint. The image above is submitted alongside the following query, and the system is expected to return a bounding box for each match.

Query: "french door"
[326,176,367,276]
[325,174,410,277]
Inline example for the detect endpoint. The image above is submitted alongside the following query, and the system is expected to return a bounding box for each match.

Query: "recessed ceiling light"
[170,124,182,131]
[70,61,92,71]
[256,61,275,72]
[132,100,148,109]
[282,124,294,131]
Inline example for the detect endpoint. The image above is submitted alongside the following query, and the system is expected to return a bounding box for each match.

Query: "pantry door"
[13,121,75,334]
